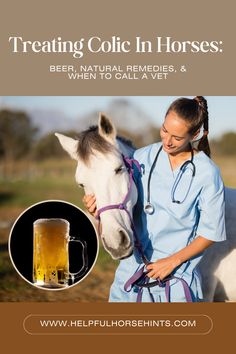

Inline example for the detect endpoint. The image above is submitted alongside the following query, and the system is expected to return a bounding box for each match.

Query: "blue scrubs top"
[109,143,226,302]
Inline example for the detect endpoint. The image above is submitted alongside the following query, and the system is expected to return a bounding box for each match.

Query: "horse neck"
[116,138,135,158]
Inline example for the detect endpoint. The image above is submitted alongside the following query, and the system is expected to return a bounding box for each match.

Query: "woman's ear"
[191,128,201,142]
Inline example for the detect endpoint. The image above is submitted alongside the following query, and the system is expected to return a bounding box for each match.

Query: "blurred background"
[0,96,236,302]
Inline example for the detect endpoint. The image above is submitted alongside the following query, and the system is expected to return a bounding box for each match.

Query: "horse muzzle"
[101,228,133,260]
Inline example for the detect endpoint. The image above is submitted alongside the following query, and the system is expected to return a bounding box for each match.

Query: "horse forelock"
[77,125,115,163]
[76,126,135,163]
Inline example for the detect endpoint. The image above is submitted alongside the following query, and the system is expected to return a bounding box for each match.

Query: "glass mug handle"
[68,236,88,284]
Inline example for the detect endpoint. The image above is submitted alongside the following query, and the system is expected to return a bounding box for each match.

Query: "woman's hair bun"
[193,96,207,110]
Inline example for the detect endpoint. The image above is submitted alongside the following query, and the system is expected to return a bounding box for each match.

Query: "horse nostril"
[101,236,132,260]
[119,229,130,248]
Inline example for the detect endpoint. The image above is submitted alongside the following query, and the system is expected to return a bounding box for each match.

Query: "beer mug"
[33,218,88,289]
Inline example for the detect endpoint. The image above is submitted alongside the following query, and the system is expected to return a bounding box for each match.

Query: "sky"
[1,96,235,138]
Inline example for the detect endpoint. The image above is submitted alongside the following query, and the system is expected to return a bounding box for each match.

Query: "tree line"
[0,109,236,163]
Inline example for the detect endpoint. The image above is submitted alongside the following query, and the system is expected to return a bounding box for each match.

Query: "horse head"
[55,114,138,260]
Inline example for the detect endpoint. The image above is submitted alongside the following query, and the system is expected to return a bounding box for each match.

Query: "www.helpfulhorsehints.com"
[49,64,187,81]
[23,315,213,335]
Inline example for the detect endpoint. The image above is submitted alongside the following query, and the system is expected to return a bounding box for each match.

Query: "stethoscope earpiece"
[173,200,181,204]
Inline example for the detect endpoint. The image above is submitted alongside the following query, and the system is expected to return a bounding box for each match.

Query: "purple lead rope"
[124,267,193,302]
[96,155,193,303]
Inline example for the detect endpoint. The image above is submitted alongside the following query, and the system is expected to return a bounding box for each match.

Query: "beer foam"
[34,218,69,226]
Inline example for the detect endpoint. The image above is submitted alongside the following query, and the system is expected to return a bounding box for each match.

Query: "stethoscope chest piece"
[144,203,155,215]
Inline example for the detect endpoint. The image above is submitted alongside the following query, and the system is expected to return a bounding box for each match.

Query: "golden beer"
[33,219,70,288]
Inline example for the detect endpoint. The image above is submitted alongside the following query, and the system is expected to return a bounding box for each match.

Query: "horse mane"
[77,125,135,163]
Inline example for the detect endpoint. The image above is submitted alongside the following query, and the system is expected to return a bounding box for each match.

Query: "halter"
[96,155,149,265]
[96,155,193,302]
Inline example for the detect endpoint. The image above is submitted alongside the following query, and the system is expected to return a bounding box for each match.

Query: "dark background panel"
[9,200,98,285]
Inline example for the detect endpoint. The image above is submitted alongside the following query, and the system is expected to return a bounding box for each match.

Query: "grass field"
[0,155,235,302]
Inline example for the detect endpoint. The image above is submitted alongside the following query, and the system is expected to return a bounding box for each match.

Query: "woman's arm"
[146,236,214,280]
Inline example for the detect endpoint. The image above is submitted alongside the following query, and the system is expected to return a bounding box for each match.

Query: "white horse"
[199,187,236,301]
[56,114,236,302]
[56,114,137,260]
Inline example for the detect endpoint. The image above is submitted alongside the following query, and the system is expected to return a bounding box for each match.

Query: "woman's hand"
[82,194,97,218]
[146,236,214,280]
[146,256,181,280]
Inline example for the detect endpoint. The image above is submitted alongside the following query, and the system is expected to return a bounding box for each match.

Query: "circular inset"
[9,200,99,290]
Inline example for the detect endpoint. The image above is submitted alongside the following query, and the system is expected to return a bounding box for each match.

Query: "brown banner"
[1,1,236,95]
[0,303,235,351]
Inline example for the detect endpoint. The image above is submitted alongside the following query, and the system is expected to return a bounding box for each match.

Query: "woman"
[84,96,226,302]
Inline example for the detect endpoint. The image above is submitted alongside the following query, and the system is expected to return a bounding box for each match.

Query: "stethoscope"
[144,144,196,215]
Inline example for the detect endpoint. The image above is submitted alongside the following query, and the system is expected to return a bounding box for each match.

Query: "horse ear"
[98,113,117,143]
[55,133,78,160]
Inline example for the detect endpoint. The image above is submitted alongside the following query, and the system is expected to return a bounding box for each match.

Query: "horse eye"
[115,165,123,174]
[78,183,84,189]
